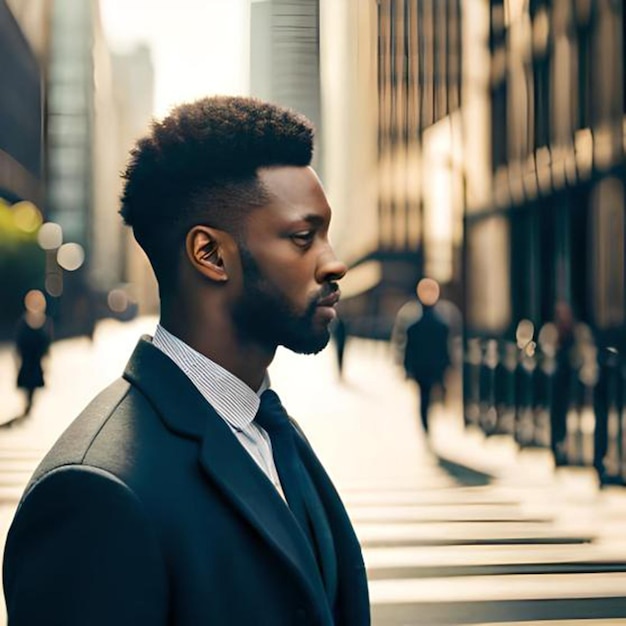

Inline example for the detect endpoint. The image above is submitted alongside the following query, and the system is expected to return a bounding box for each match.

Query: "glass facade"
[0,0,43,204]
[46,0,94,247]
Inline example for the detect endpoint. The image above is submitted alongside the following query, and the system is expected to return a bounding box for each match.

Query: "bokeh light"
[13,201,43,233]
[57,243,85,271]
[45,274,63,297]
[37,222,63,250]
[107,288,129,313]
[515,318,535,349]
[538,322,558,354]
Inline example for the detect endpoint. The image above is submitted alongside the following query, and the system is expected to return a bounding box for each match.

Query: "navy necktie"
[255,390,314,546]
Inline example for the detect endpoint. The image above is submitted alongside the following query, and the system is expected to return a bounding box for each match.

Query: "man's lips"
[317,290,340,307]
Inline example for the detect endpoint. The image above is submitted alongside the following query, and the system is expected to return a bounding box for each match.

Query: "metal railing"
[463,325,626,484]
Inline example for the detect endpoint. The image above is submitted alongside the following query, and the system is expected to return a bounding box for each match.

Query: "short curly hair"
[119,95,315,294]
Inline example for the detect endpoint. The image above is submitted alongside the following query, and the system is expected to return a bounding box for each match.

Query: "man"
[549,300,576,467]
[403,278,450,435]
[592,331,623,486]
[3,96,370,626]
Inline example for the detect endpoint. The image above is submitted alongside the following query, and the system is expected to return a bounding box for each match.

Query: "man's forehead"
[257,164,318,191]
[254,166,331,218]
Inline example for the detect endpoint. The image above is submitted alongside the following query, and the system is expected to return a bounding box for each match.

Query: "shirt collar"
[151,324,269,431]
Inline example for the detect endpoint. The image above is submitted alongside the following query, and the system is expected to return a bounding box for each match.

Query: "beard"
[231,245,331,355]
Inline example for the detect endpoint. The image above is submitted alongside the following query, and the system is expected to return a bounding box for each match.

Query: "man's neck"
[158,318,274,391]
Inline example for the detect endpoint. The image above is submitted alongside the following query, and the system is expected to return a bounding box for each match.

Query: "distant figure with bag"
[15,290,52,416]
[403,278,451,435]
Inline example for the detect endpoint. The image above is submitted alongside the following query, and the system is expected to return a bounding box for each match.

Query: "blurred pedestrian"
[14,290,52,416]
[3,96,369,626]
[74,289,97,342]
[550,300,576,467]
[592,331,624,486]
[403,278,451,435]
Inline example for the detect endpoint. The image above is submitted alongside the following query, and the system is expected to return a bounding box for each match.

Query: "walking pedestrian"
[403,278,451,435]
[3,96,370,626]
[14,289,52,416]
[592,330,624,486]
[550,300,576,467]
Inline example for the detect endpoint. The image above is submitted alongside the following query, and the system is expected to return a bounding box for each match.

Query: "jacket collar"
[123,337,331,619]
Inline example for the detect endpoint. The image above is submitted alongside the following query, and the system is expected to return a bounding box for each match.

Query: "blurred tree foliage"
[0,200,45,337]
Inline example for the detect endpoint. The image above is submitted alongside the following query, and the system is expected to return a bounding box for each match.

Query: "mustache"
[316,282,339,302]
[301,283,341,318]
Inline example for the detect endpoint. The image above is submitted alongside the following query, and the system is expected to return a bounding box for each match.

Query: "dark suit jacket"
[3,337,370,626]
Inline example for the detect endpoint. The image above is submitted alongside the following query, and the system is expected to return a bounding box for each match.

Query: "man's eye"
[291,231,314,246]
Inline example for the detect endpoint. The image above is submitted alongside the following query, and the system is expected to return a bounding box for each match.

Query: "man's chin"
[282,330,330,355]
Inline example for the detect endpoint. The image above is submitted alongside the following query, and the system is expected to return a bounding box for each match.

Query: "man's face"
[231,166,347,354]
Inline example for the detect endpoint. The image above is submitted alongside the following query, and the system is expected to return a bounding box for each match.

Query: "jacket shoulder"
[29,378,136,487]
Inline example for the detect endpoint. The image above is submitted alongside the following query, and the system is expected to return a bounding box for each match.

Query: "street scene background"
[3,0,626,624]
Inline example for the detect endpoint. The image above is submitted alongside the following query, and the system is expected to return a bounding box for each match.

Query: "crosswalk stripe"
[369,572,626,603]
[368,561,626,579]
[372,596,626,626]
[349,504,548,524]
[356,521,590,542]
[364,544,626,568]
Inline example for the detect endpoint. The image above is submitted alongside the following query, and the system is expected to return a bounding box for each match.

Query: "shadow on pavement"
[435,454,494,487]
[0,413,31,429]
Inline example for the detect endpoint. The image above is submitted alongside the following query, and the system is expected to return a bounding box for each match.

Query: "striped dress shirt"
[152,324,285,497]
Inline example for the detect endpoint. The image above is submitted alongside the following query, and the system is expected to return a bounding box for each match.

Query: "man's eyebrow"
[297,214,325,227]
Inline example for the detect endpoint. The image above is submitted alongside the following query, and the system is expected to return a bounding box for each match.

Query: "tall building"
[111,45,158,315]
[38,0,131,335]
[0,0,48,334]
[465,0,625,341]
[319,0,465,338]
[250,0,322,171]
[45,0,96,250]
[450,0,626,451]
[0,0,45,206]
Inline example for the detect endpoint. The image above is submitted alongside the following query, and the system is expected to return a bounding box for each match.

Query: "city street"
[1,317,626,625]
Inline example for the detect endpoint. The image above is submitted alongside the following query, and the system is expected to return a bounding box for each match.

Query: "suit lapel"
[123,338,330,615]
[196,419,328,607]
[295,433,371,626]
[299,464,338,606]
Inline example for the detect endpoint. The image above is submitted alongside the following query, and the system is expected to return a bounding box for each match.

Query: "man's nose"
[316,246,348,283]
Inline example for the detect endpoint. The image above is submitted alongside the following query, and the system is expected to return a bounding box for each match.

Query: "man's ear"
[185,226,229,283]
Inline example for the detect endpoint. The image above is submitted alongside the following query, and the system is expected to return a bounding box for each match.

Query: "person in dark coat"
[3,96,370,626]
[14,290,52,416]
[403,278,451,435]
[592,329,624,486]
[550,301,576,467]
